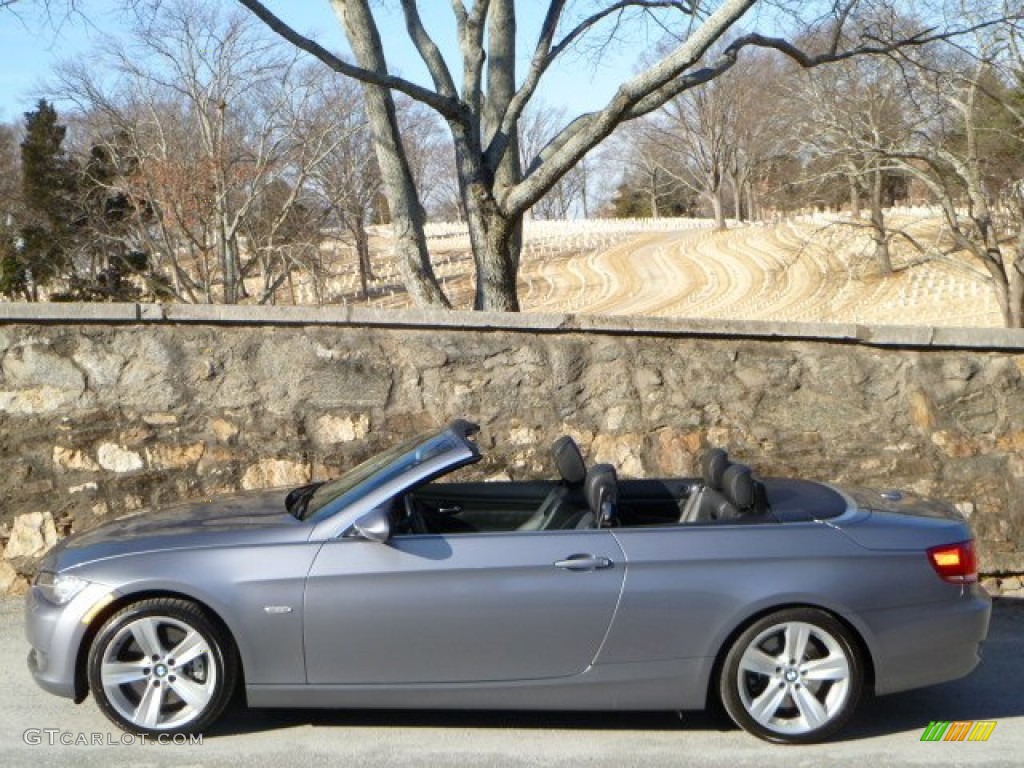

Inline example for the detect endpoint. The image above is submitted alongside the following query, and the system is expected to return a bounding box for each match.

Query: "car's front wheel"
[87,597,237,735]
[719,607,863,743]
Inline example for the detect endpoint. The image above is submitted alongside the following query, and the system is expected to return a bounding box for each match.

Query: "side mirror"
[350,507,391,543]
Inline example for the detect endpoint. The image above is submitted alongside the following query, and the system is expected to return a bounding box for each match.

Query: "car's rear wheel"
[87,597,237,736]
[719,607,863,743]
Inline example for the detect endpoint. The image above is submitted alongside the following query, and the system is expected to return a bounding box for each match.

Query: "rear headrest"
[584,463,617,515]
[551,435,586,486]
[702,448,730,489]
[722,464,755,512]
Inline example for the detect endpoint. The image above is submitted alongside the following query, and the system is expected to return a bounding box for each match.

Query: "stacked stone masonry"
[1,303,1022,595]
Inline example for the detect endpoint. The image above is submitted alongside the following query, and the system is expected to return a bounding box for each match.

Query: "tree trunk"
[710,186,726,231]
[473,206,520,311]
[455,144,520,311]
[649,168,660,218]
[1009,266,1024,328]
[870,169,892,275]
[1011,225,1024,328]
[332,0,449,308]
[483,0,523,276]
[849,175,861,218]
[729,172,744,222]
[218,227,238,304]
[581,160,590,219]
[350,214,373,301]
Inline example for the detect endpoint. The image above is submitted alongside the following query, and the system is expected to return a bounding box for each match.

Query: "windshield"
[296,430,459,521]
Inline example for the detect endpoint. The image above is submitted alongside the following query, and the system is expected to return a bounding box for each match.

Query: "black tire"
[718,607,863,744]
[87,597,237,736]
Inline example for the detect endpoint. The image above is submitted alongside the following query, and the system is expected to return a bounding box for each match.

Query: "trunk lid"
[836,486,973,551]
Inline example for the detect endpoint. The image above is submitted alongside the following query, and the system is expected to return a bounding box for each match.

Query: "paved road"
[1,596,1020,768]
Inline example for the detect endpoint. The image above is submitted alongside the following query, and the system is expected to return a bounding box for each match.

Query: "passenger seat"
[679,448,730,523]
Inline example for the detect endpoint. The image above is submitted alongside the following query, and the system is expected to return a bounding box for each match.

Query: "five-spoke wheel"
[88,598,236,735]
[719,607,863,743]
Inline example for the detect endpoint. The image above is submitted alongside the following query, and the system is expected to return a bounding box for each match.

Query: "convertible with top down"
[26,419,991,743]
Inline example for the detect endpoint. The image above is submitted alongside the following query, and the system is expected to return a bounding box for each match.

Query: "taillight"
[927,540,978,584]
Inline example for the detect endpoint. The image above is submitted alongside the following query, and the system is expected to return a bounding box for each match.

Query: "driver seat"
[586,464,618,528]
[565,463,618,529]
[517,436,587,531]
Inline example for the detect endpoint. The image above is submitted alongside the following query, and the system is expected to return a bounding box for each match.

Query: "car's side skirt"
[245,658,711,711]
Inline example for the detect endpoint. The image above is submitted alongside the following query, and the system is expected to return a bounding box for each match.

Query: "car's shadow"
[207,597,1024,742]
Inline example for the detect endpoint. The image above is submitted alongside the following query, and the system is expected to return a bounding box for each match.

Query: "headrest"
[551,435,586,486]
[702,448,730,489]
[722,464,755,511]
[584,463,617,514]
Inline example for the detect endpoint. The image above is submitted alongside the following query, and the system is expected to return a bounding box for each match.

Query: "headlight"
[34,571,90,605]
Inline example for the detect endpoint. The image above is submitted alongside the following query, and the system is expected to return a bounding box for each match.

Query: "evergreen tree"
[0,100,78,300]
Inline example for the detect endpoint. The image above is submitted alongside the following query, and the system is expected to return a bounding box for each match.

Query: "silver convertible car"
[26,420,990,743]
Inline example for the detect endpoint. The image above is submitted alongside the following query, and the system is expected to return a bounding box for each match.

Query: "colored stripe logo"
[920,721,996,742]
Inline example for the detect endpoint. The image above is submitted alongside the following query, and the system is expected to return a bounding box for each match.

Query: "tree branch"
[236,0,464,119]
[452,0,489,121]
[503,0,753,214]
[486,0,693,169]
[399,0,458,100]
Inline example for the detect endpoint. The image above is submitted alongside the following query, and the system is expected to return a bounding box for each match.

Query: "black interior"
[395,436,846,536]
[410,481,564,533]
[402,473,846,534]
[406,476,695,534]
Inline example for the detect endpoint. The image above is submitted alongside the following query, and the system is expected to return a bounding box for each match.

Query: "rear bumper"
[866,584,991,696]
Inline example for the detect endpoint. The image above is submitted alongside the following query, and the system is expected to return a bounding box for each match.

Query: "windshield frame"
[303,421,482,535]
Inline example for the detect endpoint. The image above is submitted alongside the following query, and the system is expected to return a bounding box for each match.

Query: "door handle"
[554,555,613,571]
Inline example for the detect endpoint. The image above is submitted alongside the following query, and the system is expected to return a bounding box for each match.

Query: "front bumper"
[24,580,116,701]
[867,583,992,696]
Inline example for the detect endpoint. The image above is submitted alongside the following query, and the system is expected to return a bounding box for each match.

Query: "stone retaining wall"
[1,303,1023,595]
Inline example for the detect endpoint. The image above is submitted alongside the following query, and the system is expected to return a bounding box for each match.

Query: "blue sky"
[0,1,647,125]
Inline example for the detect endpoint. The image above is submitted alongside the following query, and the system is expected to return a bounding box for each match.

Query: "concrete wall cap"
[2,302,1024,350]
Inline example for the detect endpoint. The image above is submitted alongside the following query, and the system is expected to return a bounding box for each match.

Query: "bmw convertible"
[25,419,991,743]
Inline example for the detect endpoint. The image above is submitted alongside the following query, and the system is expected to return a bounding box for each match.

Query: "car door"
[304,528,625,684]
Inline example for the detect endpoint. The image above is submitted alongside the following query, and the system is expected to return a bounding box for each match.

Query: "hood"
[47,488,309,571]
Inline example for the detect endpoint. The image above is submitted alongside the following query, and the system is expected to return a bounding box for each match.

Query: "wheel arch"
[704,601,876,711]
[74,589,245,704]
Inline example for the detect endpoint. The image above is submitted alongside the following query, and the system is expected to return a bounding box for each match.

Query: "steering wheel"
[403,493,428,534]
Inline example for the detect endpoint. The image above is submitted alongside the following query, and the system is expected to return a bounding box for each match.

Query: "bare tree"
[722,50,792,223]
[654,72,737,229]
[519,103,589,219]
[234,0,993,310]
[635,47,789,228]
[12,0,1018,309]
[795,54,912,273]
[303,75,383,302]
[607,120,692,218]
[881,7,1024,326]
[54,0,349,304]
